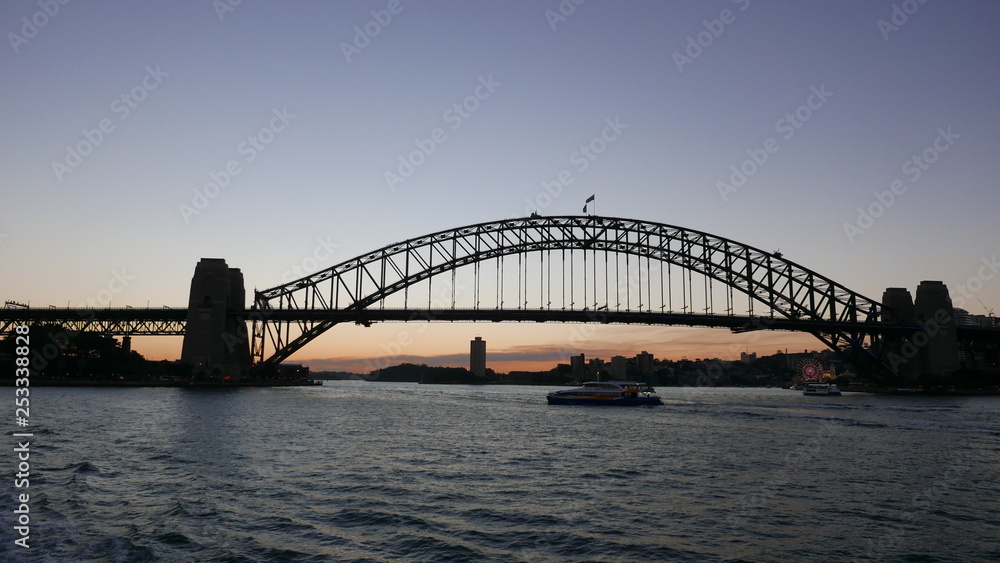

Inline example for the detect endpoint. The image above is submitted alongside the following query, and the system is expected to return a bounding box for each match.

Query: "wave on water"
[16,384,1000,562]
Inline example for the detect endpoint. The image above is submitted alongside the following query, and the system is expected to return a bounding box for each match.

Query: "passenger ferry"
[546,381,663,406]
[803,382,842,396]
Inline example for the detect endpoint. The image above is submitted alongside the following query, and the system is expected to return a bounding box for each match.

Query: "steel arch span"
[250,215,886,372]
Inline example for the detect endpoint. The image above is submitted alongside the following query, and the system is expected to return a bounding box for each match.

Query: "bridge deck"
[5,307,996,340]
[0,307,188,335]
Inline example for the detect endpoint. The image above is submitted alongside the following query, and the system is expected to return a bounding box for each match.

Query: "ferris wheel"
[798,359,824,382]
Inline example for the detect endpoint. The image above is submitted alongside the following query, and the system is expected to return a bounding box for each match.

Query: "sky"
[2,1,999,373]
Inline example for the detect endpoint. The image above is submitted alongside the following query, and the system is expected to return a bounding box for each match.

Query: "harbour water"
[3,383,999,561]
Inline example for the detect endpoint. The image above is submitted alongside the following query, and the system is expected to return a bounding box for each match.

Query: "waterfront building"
[610,355,628,380]
[636,351,654,375]
[470,336,486,377]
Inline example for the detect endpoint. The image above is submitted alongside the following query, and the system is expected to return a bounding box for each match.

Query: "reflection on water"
[4,384,999,561]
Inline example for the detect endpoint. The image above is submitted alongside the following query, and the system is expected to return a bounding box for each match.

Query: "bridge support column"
[881,287,919,382]
[180,258,250,381]
[881,282,960,381]
[914,281,960,379]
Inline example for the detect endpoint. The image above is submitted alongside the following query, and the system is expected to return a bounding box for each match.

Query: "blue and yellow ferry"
[546,381,663,406]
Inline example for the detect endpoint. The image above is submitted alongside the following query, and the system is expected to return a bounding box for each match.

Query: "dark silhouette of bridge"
[3,216,997,381]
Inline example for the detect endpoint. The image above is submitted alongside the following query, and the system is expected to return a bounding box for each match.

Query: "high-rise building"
[636,351,654,375]
[470,336,486,377]
[610,355,628,380]
[570,354,586,373]
[954,308,975,326]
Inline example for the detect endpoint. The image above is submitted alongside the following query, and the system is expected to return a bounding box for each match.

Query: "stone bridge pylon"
[180,258,251,380]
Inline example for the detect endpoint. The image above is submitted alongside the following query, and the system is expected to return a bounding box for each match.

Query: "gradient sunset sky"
[2,1,998,373]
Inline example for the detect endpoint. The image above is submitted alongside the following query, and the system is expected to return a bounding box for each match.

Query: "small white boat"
[803,383,841,396]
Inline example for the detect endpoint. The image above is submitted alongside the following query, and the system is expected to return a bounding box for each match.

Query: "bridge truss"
[0,307,187,335]
[251,216,888,373]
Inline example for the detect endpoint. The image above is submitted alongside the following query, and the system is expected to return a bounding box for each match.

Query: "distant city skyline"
[2,2,998,373]
[301,324,846,375]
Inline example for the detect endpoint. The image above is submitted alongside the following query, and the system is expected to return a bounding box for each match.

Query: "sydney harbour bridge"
[3,215,997,382]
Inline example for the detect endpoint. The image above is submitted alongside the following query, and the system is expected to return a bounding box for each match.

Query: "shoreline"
[0,379,323,388]
[4,379,997,395]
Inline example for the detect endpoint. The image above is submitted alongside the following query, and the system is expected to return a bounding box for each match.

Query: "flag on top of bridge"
[583,194,595,213]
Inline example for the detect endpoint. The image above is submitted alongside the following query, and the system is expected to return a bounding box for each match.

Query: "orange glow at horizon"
[128,323,822,374]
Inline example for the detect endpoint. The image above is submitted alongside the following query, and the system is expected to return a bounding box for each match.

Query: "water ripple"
[11,385,998,562]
